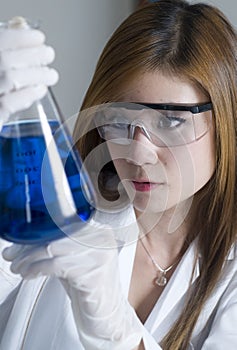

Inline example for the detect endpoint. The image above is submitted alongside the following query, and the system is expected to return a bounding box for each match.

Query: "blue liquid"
[0,120,95,243]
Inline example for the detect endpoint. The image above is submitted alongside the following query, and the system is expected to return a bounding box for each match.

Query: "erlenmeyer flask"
[0,89,96,243]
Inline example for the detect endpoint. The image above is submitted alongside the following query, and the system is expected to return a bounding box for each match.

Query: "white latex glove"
[2,221,143,350]
[0,16,58,129]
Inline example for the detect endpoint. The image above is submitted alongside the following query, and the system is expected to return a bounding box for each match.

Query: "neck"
[134,200,193,260]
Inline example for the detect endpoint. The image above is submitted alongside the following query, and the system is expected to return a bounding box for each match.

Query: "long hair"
[74,1,237,348]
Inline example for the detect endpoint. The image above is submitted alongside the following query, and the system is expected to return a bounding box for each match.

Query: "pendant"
[155,274,167,287]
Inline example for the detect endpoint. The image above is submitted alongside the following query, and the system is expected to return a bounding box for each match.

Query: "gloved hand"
[0,16,58,129]
[2,220,143,350]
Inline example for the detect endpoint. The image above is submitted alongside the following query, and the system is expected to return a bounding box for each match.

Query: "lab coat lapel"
[116,211,200,337]
[118,241,138,297]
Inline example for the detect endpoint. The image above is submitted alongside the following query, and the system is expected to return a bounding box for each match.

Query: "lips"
[131,180,162,192]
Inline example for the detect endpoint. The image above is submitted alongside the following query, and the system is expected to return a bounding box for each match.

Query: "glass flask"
[0,89,96,244]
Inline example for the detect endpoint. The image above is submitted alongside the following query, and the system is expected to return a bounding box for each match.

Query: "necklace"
[140,239,178,287]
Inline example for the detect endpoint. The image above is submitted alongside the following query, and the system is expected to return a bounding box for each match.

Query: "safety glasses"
[94,102,213,147]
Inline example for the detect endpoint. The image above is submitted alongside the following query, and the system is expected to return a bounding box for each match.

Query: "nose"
[126,126,158,166]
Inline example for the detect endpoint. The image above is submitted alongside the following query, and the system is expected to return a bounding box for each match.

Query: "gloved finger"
[0,45,55,69]
[0,84,48,114]
[9,244,54,274]
[48,226,117,255]
[13,258,57,279]
[2,243,30,261]
[9,249,73,278]
[0,67,59,94]
[11,258,51,278]
[6,231,115,264]
[0,28,45,50]
[12,255,91,280]
[69,225,119,249]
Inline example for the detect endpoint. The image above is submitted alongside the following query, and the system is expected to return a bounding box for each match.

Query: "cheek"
[186,132,216,192]
[164,147,196,201]
[165,135,215,202]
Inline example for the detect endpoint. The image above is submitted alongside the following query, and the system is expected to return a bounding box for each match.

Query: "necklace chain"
[140,238,178,287]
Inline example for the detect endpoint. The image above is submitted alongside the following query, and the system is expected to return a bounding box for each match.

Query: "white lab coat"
[0,206,237,349]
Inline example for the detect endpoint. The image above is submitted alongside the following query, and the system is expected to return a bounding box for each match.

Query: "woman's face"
[106,71,216,214]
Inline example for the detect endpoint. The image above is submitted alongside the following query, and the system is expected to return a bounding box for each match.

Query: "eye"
[157,115,186,129]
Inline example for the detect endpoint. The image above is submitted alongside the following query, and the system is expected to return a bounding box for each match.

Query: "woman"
[1,1,237,349]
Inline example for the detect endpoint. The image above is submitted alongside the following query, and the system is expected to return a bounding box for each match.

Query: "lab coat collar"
[145,242,237,335]
[95,206,237,335]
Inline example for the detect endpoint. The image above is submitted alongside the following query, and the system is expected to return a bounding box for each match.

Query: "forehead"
[120,71,208,105]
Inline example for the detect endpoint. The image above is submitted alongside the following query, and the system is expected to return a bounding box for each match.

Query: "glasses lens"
[144,110,195,146]
[95,110,131,144]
